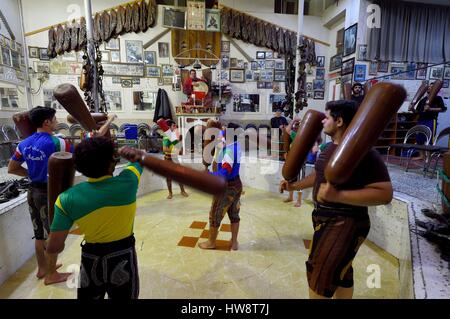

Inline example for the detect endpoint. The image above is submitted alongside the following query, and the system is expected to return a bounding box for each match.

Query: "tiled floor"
[0,188,402,299]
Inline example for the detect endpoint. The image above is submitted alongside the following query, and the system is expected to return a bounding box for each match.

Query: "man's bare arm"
[8,159,28,177]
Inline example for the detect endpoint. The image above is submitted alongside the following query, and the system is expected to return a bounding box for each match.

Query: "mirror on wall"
[133,91,158,111]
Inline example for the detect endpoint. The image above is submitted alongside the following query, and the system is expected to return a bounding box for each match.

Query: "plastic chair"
[386,125,432,171]
[413,127,450,177]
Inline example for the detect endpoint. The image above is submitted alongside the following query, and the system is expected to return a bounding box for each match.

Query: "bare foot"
[44,271,72,285]
[230,241,239,250]
[198,240,216,249]
[167,193,173,199]
[294,202,302,207]
[181,191,189,197]
[283,198,293,203]
[36,263,63,279]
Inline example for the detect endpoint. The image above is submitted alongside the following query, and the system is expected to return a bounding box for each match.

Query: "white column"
[293,0,305,95]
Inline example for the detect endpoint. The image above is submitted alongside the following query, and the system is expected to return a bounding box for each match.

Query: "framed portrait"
[104,90,122,111]
[357,44,367,61]
[146,66,161,78]
[272,82,281,92]
[316,56,325,67]
[230,58,237,68]
[205,9,220,32]
[341,58,355,75]
[307,92,314,99]
[251,61,258,70]
[257,81,266,89]
[187,0,205,30]
[313,79,325,91]
[443,67,450,80]
[221,41,230,52]
[144,51,157,65]
[329,54,342,72]
[256,51,265,59]
[10,51,20,69]
[316,68,325,80]
[306,82,313,91]
[343,23,357,57]
[33,61,50,73]
[369,61,378,76]
[265,51,273,59]
[221,54,229,69]
[100,51,110,62]
[265,82,273,89]
[132,78,140,85]
[125,40,143,63]
[274,59,285,70]
[39,47,50,60]
[260,69,274,82]
[245,70,254,81]
[220,69,229,80]
[28,46,39,59]
[336,28,344,54]
[158,42,170,58]
[314,91,325,100]
[416,63,428,80]
[163,7,187,29]
[110,50,121,63]
[257,59,265,69]
[265,60,275,69]
[341,74,353,85]
[390,64,406,79]
[430,67,444,80]
[112,77,121,84]
[105,38,120,50]
[233,94,260,112]
[354,64,366,82]
[274,70,286,82]
[161,64,174,77]
[102,63,145,77]
[163,77,172,85]
[377,61,389,73]
[1,47,11,66]
[229,68,245,83]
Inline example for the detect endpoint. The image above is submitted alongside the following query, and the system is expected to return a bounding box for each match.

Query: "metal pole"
[294,0,305,95]
[84,0,99,112]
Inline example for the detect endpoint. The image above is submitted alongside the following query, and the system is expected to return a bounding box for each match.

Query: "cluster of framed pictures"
[162,6,220,32]
[1,35,24,71]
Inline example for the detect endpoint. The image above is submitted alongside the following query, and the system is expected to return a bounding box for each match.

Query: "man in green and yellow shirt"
[45,137,143,299]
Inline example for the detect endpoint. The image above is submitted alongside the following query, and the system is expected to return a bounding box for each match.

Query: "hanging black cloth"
[153,88,174,123]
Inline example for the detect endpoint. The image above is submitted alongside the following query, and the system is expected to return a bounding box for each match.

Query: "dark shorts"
[27,186,49,241]
[78,235,139,299]
[416,119,436,145]
[306,209,370,298]
[209,177,242,227]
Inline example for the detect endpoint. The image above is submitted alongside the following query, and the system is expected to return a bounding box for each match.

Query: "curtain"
[368,0,450,63]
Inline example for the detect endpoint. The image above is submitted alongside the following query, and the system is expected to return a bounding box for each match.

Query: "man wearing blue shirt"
[199,123,242,251]
[8,106,73,284]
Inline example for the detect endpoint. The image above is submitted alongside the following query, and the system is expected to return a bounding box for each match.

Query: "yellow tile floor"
[0,188,401,299]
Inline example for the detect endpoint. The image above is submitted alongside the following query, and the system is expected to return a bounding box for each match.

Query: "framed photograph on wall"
[105,38,120,50]
[257,59,265,69]
[391,64,406,79]
[430,67,444,80]
[39,48,50,60]
[443,79,449,88]
[161,64,174,77]
[28,46,39,59]
[163,77,172,85]
[416,63,428,80]
[229,69,245,83]
[316,68,325,80]
[313,79,325,91]
[230,58,237,68]
[329,54,342,72]
[144,51,157,65]
[265,51,273,59]
[405,63,416,80]
[354,64,366,82]
[10,51,20,69]
[336,28,344,55]
[221,41,230,52]
[274,70,286,82]
[343,23,357,57]
[369,61,378,76]
[314,91,324,100]
[1,47,11,66]
[274,59,285,70]
[205,9,220,32]
[260,69,274,82]
[146,66,161,78]
[245,70,254,81]
[125,40,143,63]
[256,51,265,59]
[377,61,389,73]
[251,61,258,70]
[306,82,313,91]
[357,44,367,61]
[221,54,229,69]
[443,67,450,80]
[316,56,325,67]
[158,42,170,58]
[110,50,121,63]
[187,0,205,30]
[341,57,355,75]
[163,7,187,29]
[265,60,275,69]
